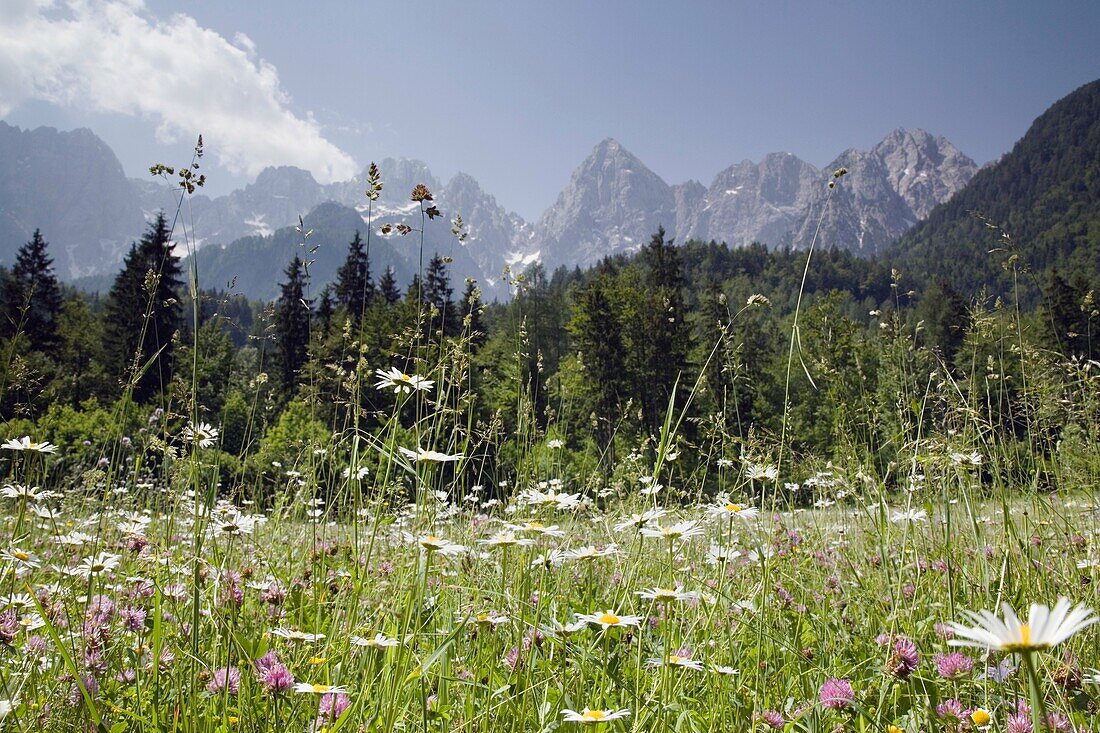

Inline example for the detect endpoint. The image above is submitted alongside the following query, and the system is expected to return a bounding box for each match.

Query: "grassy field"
[0,431,1097,732]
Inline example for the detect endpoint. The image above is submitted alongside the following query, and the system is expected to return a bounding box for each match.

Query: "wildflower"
[1,484,51,501]
[182,421,219,449]
[547,439,565,449]
[206,666,241,695]
[294,682,349,695]
[577,609,642,629]
[508,520,566,538]
[636,586,700,603]
[255,651,294,693]
[213,511,262,536]
[709,501,760,520]
[947,598,1097,653]
[819,678,855,710]
[936,699,965,722]
[562,544,620,562]
[745,462,778,481]
[949,451,982,467]
[74,552,121,577]
[639,520,705,542]
[561,708,631,724]
[613,508,667,532]
[410,184,433,202]
[980,658,1017,682]
[890,508,928,523]
[647,648,705,671]
[350,633,401,650]
[270,628,326,643]
[1,547,40,569]
[478,532,536,548]
[407,534,466,557]
[374,367,434,394]
[886,637,920,680]
[398,446,463,463]
[971,709,992,728]
[317,691,352,725]
[758,711,785,729]
[934,652,975,679]
[1,436,57,454]
[710,664,739,675]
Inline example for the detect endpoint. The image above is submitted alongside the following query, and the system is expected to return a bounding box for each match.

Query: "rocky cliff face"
[534,138,678,271]
[682,152,820,248]
[530,131,978,263]
[0,122,147,277]
[789,129,978,252]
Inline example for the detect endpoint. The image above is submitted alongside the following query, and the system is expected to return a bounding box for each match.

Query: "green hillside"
[892,79,1100,302]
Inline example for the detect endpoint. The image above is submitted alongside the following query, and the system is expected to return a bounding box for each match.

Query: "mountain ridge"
[1,120,979,298]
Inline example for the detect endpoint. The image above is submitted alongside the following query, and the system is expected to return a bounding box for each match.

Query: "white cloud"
[0,0,358,182]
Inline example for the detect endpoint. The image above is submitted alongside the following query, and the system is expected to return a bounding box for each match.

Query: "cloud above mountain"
[0,0,357,182]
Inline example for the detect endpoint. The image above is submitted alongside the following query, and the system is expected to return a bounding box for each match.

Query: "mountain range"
[0,120,977,299]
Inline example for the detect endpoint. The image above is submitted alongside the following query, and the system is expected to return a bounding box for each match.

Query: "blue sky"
[2,1,1097,220]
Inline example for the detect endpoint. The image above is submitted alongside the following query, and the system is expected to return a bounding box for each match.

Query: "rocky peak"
[534,139,676,270]
[377,158,441,202]
[872,128,978,218]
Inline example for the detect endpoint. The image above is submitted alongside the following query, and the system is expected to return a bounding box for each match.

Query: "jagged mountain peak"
[252,165,320,189]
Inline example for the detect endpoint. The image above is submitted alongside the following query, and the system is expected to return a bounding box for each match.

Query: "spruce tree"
[423,254,456,337]
[638,226,689,432]
[460,278,487,350]
[335,230,373,324]
[103,213,182,402]
[569,273,628,449]
[315,285,336,337]
[379,267,402,305]
[1,229,63,355]
[274,255,312,391]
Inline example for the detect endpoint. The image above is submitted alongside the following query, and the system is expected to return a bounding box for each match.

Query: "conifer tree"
[103,213,182,402]
[379,267,402,305]
[424,253,456,337]
[460,278,487,350]
[274,255,312,391]
[569,273,628,449]
[1,229,63,355]
[315,285,336,337]
[335,230,373,324]
[638,226,690,432]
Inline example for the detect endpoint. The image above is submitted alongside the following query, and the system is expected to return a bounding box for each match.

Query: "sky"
[1,0,1098,221]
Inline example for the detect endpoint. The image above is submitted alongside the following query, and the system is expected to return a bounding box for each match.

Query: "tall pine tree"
[424,254,456,337]
[103,213,182,402]
[274,255,312,391]
[1,229,63,355]
[379,267,402,305]
[335,230,374,324]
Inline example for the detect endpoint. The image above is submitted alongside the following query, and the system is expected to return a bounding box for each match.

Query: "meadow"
[1,161,1098,733]
[1,387,1098,732]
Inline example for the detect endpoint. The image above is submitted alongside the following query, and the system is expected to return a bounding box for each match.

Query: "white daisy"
[947,598,1097,653]
[374,367,434,394]
[561,708,630,724]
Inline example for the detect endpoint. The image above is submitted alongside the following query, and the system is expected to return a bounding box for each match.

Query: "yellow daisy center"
[726,503,741,512]
[14,551,29,561]
[597,612,620,625]
[581,710,606,721]
[1019,624,1030,646]
[311,683,330,693]
[971,710,991,726]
